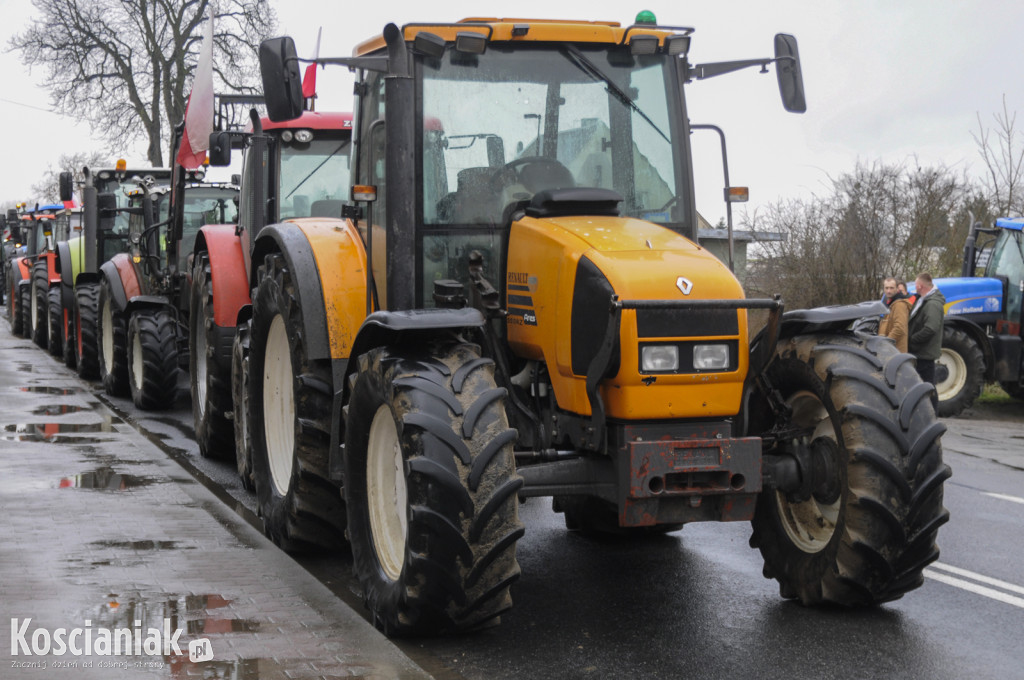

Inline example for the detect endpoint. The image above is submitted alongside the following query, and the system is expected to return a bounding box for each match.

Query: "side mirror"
[208,131,233,166]
[59,171,74,202]
[774,34,806,113]
[260,37,304,122]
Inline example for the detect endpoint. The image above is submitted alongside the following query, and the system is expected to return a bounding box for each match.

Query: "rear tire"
[127,308,180,410]
[189,252,235,459]
[345,344,523,635]
[249,253,345,551]
[750,332,950,605]
[47,286,63,357]
[232,321,254,491]
[98,276,129,396]
[935,327,985,417]
[75,283,100,379]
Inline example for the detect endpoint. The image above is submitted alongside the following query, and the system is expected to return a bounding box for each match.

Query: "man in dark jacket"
[909,272,946,408]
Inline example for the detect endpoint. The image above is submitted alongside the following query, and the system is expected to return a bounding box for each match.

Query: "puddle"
[91,540,188,551]
[1,416,121,443]
[30,404,86,416]
[17,385,75,395]
[58,467,161,490]
[15,362,34,373]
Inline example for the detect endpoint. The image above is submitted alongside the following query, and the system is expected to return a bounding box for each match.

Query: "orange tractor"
[247,16,949,635]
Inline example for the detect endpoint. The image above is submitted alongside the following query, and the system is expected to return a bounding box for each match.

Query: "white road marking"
[929,562,1024,597]
[925,562,1024,608]
[982,491,1024,505]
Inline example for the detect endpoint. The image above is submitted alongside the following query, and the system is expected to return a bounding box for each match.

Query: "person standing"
[908,272,946,408]
[879,276,912,352]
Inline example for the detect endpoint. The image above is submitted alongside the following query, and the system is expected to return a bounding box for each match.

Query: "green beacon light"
[635,10,657,25]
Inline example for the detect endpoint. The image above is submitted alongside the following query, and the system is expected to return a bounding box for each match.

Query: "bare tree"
[973,95,1024,216]
[747,160,983,311]
[31,151,110,204]
[10,0,277,167]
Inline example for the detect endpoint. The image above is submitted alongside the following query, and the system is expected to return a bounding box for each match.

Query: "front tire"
[249,253,344,551]
[31,267,48,348]
[189,252,235,459]
[232,320,254,491]
[345,344,524,635]
[47,286,63,357]
[75,283,100,379]
[750,332,950,605]
[127,308,180,410]
[935,327,985,417]
[98,277,129,396]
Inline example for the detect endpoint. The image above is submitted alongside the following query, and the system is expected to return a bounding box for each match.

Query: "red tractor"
[191,110,352,481]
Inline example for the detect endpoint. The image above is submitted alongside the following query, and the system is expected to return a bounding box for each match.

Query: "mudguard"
[195,225,249,328]
[328,307,487,481]
[99,256,142,313]
[252,221,362,363]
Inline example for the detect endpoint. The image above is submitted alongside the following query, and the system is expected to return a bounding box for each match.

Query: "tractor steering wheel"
[490,156,575,194]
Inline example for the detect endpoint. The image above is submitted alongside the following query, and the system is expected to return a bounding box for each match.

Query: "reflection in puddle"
[30,403,86,416]
[15,363,34,373]
[58,467,160,491]
[18,385,75,395]
[1,416,120,443]
[69,592,271,676]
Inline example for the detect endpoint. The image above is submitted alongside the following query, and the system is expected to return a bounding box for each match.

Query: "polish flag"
[176,17,215,169]
[302,27,322,100]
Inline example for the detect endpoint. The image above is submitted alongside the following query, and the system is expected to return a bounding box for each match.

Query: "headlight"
[294,129,314,143]
[641,345,679,372]
[693,344,729,370]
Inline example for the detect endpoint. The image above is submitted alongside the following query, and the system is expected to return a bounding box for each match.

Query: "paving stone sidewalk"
[0,329,430,679]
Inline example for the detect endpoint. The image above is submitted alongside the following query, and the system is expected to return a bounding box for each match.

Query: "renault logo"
[676,277,693,295]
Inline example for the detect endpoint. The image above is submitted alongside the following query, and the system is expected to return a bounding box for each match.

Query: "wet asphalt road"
[5,318,1024,680]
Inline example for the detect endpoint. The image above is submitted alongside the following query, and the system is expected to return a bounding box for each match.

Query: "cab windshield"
[986,229,1024,324]
[421,44,685,228]
[278,136,351,219]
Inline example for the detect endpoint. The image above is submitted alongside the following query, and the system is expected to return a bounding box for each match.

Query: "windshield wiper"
[284,142,347,200]
[562,45,670,144]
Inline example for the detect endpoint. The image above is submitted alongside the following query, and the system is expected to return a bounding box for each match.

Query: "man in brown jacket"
[879,276,912,352]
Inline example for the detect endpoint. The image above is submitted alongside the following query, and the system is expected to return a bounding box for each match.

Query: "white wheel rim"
[775,391,841,553]
[263,315,295,497]
[195,312,208,415]
[367,404,407,582]
[31,288,38,331]
[936,348,967,402]
[102,298,114,370]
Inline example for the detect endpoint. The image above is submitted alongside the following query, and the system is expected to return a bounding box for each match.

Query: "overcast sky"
[1,0,1022,225]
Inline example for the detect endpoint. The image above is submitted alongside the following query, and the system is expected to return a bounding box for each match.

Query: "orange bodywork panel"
[506,215,748,421]
[202,225,250,328]
[356,18,679,55]
[291,219,369,360]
